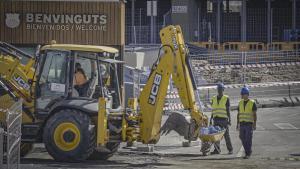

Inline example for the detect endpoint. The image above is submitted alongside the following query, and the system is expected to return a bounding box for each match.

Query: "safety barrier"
[247,42,265,51]
[223,42,265,51]
[191,42,223,51]
[266,42,300,51]
[266,42,289,51]
[0,98,22,169]
[290,42,300,51]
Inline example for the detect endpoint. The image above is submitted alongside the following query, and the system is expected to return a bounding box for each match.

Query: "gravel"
[191,61,300,84]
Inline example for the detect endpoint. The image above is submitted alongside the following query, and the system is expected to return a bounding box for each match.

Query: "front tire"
[43,109,95,162]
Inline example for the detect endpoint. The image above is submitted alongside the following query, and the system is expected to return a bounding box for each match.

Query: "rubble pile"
[191,61,300,84]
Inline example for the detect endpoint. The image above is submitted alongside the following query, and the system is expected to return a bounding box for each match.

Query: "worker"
[210,83,233,155]
[237,87,257,159]
[74,63,88,96]
[74,63,87,86]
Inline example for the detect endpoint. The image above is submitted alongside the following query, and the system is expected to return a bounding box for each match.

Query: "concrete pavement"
[123,106,300,159]
[17,106,300,169]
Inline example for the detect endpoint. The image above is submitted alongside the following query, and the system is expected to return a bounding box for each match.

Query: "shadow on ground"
[21,157,172,168]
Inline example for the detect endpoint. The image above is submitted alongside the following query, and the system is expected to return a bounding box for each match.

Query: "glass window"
[40,51,68,84]
[74,52,97,80]
[37,50,68,109]
[73,52,98,97]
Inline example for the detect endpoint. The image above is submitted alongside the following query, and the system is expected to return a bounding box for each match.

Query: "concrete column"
[241,0,247,42]
[131,0,135,44]
[216,0,222,43]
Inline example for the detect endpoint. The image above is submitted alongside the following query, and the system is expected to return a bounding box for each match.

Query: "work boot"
[243,155,250,159]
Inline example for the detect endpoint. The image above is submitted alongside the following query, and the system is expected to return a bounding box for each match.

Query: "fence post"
[0,128,3,169]
[139,8,142,44]
[241,51,245,84]
[133,26,137,44]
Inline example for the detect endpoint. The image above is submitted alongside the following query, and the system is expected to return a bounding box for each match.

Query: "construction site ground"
[20,105,300,169]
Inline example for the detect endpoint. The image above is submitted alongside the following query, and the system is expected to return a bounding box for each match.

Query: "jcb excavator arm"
[0,41,36,102]
[138,25,208,144]
[0,42,36,124]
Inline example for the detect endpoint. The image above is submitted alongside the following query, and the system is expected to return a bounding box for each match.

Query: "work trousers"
[239,123,253,156]
[213,118,233,153]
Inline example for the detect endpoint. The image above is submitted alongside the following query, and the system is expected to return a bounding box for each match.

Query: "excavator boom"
[138,25,207,144]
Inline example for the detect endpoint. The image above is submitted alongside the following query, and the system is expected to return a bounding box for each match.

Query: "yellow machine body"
[138,25,207,144]
[0,25,207,161]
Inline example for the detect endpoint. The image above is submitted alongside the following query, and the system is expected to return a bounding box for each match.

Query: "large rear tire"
[43,109,95,162]
[88,142,119,160]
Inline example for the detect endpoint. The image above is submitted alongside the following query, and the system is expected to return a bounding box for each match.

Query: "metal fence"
[191,50,300,85]
[126,25,164,44]
[125,49,300,112]
[164,82,300,112]
[124,66,143,107]
[191,50,300,65]
[0,99,22,169]
[198,82,300,110]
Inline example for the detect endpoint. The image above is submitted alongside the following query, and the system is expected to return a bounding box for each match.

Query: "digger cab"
[36,44,123,115]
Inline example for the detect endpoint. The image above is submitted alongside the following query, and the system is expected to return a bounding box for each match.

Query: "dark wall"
[125,0,171,43]
[125,0,297,44]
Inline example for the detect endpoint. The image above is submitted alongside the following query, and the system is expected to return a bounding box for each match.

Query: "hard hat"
[241,87,250,95]
[217,83,225,89]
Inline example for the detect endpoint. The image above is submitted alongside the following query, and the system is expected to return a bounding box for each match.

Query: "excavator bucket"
[160,111,199,141]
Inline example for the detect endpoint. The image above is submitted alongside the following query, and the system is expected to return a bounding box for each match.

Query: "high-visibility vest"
[239,99,255,123]
[211,95,228,118]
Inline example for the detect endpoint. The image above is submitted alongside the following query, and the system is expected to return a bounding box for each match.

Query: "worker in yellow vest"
[210,83,233,155]
[237,87,257,159]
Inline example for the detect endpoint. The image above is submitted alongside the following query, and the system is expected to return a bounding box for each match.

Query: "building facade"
[126,0,300,44]
[0,0,125,54]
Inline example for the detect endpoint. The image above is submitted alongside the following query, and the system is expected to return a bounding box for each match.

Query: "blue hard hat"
[217,83,225,89]
[241,87,250,95]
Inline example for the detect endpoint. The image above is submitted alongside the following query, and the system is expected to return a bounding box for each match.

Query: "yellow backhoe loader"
[0,25,207,162]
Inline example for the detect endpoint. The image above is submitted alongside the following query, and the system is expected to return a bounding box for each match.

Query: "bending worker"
[210,83,233,155]
[237,87,257,159]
